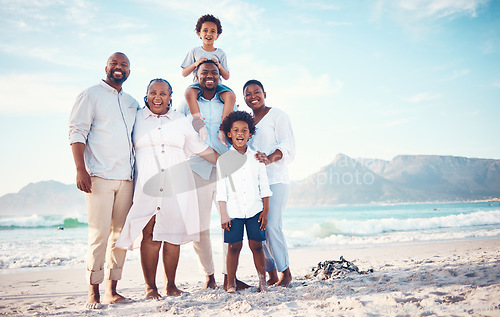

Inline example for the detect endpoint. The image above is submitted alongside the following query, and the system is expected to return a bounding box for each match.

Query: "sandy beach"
[1,238,499,316]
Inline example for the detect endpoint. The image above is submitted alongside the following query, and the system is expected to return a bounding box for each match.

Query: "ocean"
[1,201,499,273]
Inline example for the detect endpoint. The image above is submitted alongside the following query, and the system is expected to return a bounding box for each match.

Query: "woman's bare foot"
[266,270,279,286]
[145,286,161,300]
[276,268,292,287]
[86,284,102,309]
[166,285,185,296]
[204,274,217,289]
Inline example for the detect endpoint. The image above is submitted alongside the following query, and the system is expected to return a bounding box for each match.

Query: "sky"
[0,0,499,196]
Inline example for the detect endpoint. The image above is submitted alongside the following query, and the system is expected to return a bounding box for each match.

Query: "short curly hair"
[195,14,222,34]
[221,111,256,145]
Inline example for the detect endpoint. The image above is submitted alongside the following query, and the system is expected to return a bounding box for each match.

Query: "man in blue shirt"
[180,60,248,290]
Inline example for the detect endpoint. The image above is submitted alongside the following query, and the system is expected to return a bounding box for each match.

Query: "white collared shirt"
[68,80,139,180]
[216,147,272,219]
[248,107,295,185]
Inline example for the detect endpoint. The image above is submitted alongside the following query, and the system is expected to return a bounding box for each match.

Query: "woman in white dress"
[116,79,218,298]
[244,79,295,287]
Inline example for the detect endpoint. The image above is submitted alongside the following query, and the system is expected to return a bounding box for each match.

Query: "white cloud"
[385,117,417,127]
[442,69,470,81]
[492,83,500,88]
[395,0,488,19]
[284,0,340,11]
[325,21,354,27]
[0,74,81,114]
[406,92,441,103]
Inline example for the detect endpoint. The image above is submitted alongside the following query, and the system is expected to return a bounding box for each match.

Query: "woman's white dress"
[116,107,208,249]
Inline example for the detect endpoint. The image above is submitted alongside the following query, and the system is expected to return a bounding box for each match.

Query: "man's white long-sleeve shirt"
[68,80,139,180]
[216,147,272,219]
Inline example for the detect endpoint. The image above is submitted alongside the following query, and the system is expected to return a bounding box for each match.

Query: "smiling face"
[244,83,266,111]
[197,62,220,92]
[198,21,219,47]
[105,53,130,86]
[146,81,171,115]
[227,120,252,153]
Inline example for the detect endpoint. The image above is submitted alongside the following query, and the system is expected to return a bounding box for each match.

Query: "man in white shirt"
[68,52,139,309]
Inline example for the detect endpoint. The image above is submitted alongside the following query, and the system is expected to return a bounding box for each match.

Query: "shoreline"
[1,237,499,316]
[287,198,500,208]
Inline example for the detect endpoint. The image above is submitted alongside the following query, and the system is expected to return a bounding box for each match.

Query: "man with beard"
[180,60,249,290]
[69,52,139,309]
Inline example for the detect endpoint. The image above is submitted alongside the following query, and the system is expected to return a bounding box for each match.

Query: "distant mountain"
[288,154,500,206]
[2,154,499,211]
[0,181,85,215]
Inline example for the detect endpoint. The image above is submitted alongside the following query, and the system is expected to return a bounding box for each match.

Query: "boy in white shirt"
[216,111,272,293]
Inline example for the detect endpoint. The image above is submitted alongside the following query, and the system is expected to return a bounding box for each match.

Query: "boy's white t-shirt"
[181,46,229,80]
[216,147,272,219]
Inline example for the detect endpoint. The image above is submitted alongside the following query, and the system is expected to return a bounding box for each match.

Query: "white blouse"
[248,107,295,185]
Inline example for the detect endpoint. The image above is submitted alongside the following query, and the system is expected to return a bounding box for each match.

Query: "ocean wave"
[286,228,500,248]
[0,214,88,229]
[308,210,500,237]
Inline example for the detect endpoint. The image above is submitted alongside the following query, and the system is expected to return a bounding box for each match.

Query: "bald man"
[69,52,139,309]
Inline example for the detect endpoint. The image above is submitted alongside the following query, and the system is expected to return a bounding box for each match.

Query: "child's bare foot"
[204,274,217,289]
[276,268,292,287]
[165,285,185,296]
[258,274,269,292]
[144,286,161,300]
[227,285,236,293]
[266,270,279,286]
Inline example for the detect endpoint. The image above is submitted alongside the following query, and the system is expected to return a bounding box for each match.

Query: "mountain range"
[0,181,85,215]
[288,154,500,206]
[1,154,499,214]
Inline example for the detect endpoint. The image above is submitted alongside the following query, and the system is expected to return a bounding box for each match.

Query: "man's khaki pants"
[85,177,133,284]
[192,170,217,276]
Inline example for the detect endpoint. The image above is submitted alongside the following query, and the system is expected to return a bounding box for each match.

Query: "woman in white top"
[244,79,295,287]
[116,79,217,298]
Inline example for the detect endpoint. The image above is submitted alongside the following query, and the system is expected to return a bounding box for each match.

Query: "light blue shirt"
[68,80,139,180]
[179,93,237,180]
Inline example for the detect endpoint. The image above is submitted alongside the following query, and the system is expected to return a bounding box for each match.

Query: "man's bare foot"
[103,292,130,304]
[86,284,102,309]
[165,285,186,296]
[204,274,217,289]
[223,274,252,291]
[86,294,102,309]
[266,270,279,286]
[145,286,161,300]
[236,278,251,290]
[276,268,292,287]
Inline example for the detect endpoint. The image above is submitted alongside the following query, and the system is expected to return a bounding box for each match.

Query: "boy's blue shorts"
[224,212,266,243]
[187,83,233,104]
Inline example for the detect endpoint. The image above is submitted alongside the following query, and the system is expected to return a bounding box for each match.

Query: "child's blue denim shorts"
[224,212,266,243]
